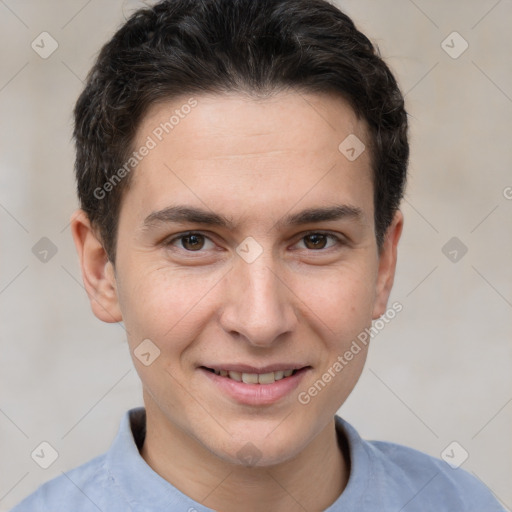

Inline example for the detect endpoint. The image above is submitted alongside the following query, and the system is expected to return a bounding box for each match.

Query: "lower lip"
[199,367,310,406]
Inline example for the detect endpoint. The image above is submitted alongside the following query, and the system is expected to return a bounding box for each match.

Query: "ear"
[372,210,403,319]
[70,209,122,323]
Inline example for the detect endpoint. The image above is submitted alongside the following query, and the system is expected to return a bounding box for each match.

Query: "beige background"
[1,0,511,510]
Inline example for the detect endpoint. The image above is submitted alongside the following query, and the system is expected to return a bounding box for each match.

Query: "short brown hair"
[74,0,408,261]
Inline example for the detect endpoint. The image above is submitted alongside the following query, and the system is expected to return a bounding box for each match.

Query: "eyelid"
[164,230,346,252]
[165,231,217,250]
[293,230,345,250]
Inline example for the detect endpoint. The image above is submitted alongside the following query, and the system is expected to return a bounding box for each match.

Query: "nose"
[218,253,298,347]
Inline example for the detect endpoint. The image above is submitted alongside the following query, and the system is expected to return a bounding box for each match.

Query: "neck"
[140,401,350,512]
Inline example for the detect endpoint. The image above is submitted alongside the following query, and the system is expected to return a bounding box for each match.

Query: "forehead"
[137,90,369,158]
[126,90,373,225]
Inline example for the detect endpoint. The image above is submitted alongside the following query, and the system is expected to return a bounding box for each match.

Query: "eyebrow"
[278,204,363,229]
[142,204,363,231]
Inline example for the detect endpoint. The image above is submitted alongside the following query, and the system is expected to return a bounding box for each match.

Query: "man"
[12,0,504,510]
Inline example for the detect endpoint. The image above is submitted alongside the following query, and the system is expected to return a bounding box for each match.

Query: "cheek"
[118,263,224,346]
[117,267,219,397]
[293,261,377,340]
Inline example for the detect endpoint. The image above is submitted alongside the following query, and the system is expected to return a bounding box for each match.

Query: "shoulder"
[10,409,145,511]
[10,452,120,512]
[368,439,498,506]
[335,416,505,511]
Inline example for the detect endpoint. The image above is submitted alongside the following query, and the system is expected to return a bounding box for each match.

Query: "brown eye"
[181,234,205,251]
[303,233,328,250]
[165,232,217,254]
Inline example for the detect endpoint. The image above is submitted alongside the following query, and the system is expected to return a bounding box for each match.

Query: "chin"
[206,424,309,468]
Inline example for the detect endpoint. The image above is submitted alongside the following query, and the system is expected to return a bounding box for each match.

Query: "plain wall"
[1,0,511,510]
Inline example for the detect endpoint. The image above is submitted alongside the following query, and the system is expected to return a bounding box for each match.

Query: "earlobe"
[372,210,403,320]
[70,209,123,323]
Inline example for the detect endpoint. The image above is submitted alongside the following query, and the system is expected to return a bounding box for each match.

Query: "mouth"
[199,365,310,405]
[200,367,301,385]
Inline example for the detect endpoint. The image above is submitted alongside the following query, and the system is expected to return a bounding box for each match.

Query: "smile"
[203,367,298,384]
[199,365,310,405]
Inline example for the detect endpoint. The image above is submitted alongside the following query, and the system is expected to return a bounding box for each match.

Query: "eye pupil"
[175,233,335,252]
[183,234,204,251]
[305,234,327,250]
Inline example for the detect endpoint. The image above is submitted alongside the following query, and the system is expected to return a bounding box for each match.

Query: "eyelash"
[164,231,344,253]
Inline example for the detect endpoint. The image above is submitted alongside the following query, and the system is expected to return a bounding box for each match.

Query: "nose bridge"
[220,249,296,345]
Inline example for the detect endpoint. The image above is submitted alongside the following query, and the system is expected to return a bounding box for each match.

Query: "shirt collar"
[105,407,214,511]
[106,407,370,511]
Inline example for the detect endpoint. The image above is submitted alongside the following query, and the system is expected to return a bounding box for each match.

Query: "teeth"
[242,373,259,384]
[228,371,242,382]
[215,369,297,384]
[258,372,276,384]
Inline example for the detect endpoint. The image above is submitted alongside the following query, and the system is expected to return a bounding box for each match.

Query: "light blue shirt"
[11,407,505,511]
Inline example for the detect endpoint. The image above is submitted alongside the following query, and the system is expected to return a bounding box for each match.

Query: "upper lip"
[200,364,310,373]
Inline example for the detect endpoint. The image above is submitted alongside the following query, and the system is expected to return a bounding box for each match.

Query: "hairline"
[99,86,381,263]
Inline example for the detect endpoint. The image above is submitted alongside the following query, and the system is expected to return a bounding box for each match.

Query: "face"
[73,90,402,466]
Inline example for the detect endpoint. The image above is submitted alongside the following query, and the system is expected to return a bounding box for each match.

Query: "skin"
[71,90,403,511]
